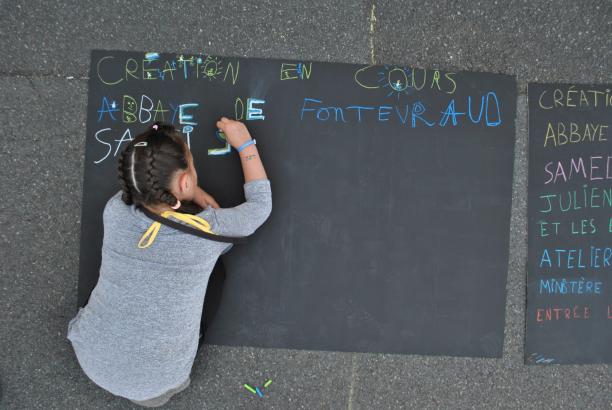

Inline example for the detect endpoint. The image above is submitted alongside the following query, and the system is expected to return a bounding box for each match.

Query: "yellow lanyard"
[138,210,214,249]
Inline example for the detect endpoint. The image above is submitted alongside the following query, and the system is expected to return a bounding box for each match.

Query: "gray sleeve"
[208,179,272,237]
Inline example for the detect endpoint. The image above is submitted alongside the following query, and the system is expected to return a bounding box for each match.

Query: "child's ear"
[177,171,190,193]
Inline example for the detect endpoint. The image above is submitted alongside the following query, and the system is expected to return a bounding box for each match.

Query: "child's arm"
[216,117,267,182]
[198,118,272,237]
[207,179,272,237]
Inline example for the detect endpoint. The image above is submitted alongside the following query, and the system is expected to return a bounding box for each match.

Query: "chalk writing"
[527,353,556,364]
[538,278,603,295]
[526,83,612,364]
[208,130,232,156]
[535,305,591,322]
[232,97,267,121]
[82,50,520,359]
[280,62,312,80]
[200,56,224,81]
[543,157,612,183]
[299,92,501,127]
[354,65,457,95]
[538,246,612,269]
[96,53,240,84]
[97,97,119,122]
[246,98,266,120]
[543,122,608,147]
[537,86,612,110]
[179,103,199,148]
[537,185,612,213]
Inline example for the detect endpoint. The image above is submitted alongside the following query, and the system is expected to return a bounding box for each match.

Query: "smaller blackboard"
[526,83,612,364]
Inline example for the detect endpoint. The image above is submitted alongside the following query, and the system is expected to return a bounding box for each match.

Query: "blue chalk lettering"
[594,281,602,294]
[467,95,484,123]
[438,99,465,127]
[485,91,502,126]
[378,106,392,121]
[555,249,566,268]
[346,105,375,123]
[182,125,194,149]
[300,98,322,120]
[539,279,552,294]
[603,248,612,267]
[316,107,330,121]
[169,103,180,124]
[247,98,266,120]
[540,248,552,268]
[331,107,347,122]
[97,96,119,122]
[567,249,575,269]
[179,103,199,125]
[412,101,435,127]
[394,105,410,125]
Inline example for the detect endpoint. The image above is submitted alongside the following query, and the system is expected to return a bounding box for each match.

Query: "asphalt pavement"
[0,1,610,408]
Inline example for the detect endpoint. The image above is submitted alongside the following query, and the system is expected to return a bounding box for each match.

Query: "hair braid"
[145,148,179,208]
[116,121,188,209]
[117,150,134,205]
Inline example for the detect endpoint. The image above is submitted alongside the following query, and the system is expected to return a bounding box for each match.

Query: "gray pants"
[129,377,191,407]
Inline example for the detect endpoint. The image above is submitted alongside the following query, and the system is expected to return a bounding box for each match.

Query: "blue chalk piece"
[255,386,264,398]
[145,52,160,61]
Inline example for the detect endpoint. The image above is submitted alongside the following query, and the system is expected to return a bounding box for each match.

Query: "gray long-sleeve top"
[67,179,272,401]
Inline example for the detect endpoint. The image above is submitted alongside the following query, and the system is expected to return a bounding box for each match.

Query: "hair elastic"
[130,150,141,193]
[130,141,148,193]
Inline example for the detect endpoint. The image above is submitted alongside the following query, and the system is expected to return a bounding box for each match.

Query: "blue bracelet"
[236,139,256,152]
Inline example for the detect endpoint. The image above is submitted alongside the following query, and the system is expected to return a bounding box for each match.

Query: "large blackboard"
[79,49,517,357]
[526,83,612,364]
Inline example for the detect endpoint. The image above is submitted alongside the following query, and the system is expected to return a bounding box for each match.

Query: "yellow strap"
[161,211,215,233]
[138,222,161,248]
[138,210,215,249]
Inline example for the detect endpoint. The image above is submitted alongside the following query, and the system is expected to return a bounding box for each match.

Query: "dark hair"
[117,121,189,208]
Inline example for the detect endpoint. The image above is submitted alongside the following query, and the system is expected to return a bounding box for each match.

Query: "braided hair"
[117,121,189,209]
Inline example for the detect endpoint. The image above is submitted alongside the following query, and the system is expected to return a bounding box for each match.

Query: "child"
[66,118,272,407]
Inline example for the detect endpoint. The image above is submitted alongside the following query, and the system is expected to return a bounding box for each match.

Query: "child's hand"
[216,117,252,149]
[194,187,220,209]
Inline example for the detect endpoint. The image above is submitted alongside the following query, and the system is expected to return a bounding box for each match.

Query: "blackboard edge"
[88,48,522,81]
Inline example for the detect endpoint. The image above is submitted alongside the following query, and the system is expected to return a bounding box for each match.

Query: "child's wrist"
[238,143,258,156]
[236,139,256,152]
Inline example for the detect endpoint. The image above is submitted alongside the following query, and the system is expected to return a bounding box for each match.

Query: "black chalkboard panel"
[78,49,517,357]
[526,83,612,364]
